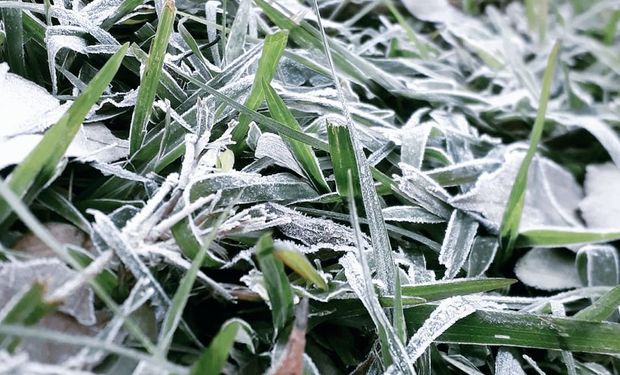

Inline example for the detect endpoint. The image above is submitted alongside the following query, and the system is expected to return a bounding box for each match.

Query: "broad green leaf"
[261,80,330,193]
[190,319,254,375]
[0,43,129,226]
[274,247,328,291]
[230,31,288,153]
[256,232,294,335]
[405,305,620,354]
[401,278,515,301]
[498,41,560,260]
[574,286,620,321]
[129,0,176,154]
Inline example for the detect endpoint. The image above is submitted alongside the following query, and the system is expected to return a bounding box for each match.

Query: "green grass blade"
[498,41,560,261]
[402,278,515,301]
[171,218,225,267]
[190,319,250,375]
[327,122,362,199]
[261,80,330,193]
[274,246,328,291]
[516,228,620,248]
[256,232,295,336]
[1,8,26,77]
[574,286,620,321]
[0,43,129,226]
[405,305,620,354]
[129,0,176,155]
[230,31,288,153]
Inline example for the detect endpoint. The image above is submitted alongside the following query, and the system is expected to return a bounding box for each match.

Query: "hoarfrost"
[514,248,582,290]
[579,163,620,229]
[439,210,478,279]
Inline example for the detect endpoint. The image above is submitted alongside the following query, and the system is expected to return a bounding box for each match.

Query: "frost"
[439,210,479,279]
[403,296,478,362]
[189,172,319,206]
[382,205,444,224]
[255,133,304,175]
[265,203,367,250]
[495,350,526,375]
[514,248,582,291]
[467,236,498,277]
[579,163,620,229]
[0,259,95,325]
[0,66,128,169]
[451,149,583,231]
[576,245,619,286]
[398,163,452,219]
[224,0,250,64]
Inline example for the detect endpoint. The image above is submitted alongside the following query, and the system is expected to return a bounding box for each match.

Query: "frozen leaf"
[189,172,319,206]
[402,296,478,362]
[576,245,619,287]
[398,163,452,219]
[255,133,304,176]
[467,237,498,277]
[514,248,582,291]
[439,210,479,279]
[451,149,583,231]
[0,259,95,325]
[400,123,432,169]
[495,349,526,375]
[382,205,444,224]
[579,163,620,229]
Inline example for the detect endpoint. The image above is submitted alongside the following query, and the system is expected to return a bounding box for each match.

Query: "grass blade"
[274,246,328,291]
[190,319,252,375]
[256,232,295,336]
[129,0,176,155]
[1,8,26,76]
[574,286,620,321]
[230,31,288,153]
[327,122,362,199]
[261,80,330,193]
[0,43,129,226]
[516,227,620,248]
[405,305,620,354]
[401,278,516,301]
[498,41,560,260]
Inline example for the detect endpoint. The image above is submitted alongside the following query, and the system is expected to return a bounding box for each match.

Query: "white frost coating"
[340,253,415,375]
[514,248,582,291]
[451,149,583,231]
[90,210,171,319]
[0,258,95,326]
[467,236,498,277]
[224,0,251,65]
[0,63,65,138]
[398,163,452,219]
[45,27,88,94]
[578,245,619,286]
[382,205,444,224]
[550,302,578,375]
[255,133,304,175]
[403,296,477,362]
[205,1,222,66]
[439,210,478,279]
[522,355,547,375]
[495,350,526,375]
[579,163,620,229]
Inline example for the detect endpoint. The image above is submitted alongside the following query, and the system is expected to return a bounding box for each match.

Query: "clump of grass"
[1,0,620,374]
